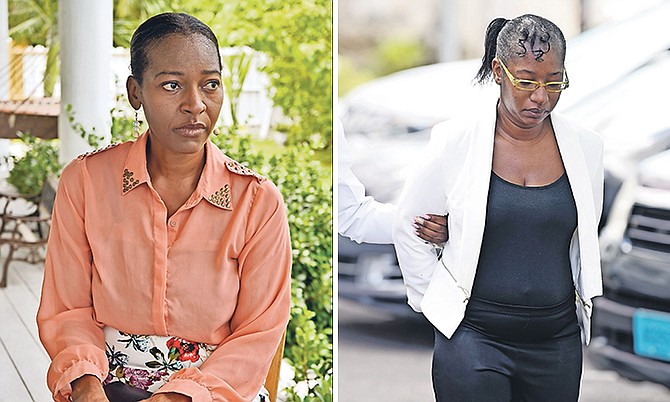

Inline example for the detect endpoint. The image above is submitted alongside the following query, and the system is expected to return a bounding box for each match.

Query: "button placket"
[167,217,179,246]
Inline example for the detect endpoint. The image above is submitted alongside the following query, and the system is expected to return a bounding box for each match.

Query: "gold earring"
[212,128,220,136]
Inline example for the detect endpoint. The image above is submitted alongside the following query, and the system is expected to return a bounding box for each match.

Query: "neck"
[146,138,206,183]
[496,105,551,145]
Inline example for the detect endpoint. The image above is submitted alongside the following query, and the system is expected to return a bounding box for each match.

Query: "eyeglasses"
[497,58,569,93]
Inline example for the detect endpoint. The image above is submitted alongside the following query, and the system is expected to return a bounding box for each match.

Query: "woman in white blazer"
[393,15,603,402]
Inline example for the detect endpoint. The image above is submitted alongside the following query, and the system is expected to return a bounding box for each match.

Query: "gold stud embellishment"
[208,183,232,209]
[122,169,141,193]
[225,160,265,182]
[76,142,122,160]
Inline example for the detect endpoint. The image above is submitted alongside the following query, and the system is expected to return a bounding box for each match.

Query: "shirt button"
[169,220,177,227]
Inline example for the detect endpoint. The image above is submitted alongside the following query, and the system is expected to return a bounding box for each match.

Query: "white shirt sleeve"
[337,123,395,244]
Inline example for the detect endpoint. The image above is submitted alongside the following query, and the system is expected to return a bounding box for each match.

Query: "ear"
[126,76,142,110]
[491,58,502,85]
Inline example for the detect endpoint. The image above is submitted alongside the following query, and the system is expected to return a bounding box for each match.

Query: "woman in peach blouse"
[37,13,291,402]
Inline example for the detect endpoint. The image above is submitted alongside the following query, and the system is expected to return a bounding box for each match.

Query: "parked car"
[591,148,670,388]
[590,50,670,385]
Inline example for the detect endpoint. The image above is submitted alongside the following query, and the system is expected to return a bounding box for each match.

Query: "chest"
[152,178,200,218]
[492,133,565,186]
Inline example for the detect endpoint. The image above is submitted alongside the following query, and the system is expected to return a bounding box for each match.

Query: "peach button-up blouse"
[37,132,292,402]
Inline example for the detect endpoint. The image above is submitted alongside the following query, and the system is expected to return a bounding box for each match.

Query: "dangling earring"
[133,111,140,136]
[212,128,220,136]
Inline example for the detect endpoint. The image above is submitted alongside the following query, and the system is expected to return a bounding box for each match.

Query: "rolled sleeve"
[37,160,108,401]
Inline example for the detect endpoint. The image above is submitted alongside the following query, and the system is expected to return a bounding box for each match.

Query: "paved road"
[338,298,670,402]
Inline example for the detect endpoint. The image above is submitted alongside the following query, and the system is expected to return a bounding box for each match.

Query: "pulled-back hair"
[130,12,222,84]
[474,14,566,85]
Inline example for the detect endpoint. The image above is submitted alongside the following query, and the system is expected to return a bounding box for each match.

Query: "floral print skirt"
[103,326,269,401]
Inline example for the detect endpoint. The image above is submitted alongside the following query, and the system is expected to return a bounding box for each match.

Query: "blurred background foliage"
[338,36,430,96]
[7,0,333,400]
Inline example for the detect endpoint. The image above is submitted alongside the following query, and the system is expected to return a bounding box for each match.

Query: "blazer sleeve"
[36,160,109,402]
[155,180,292,402]
[392,128,450,311]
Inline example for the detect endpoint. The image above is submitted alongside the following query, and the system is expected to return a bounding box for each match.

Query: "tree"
[8,0,59,96]
[113,0,173,47]
[213,0,333,150]
[113,0,333,150]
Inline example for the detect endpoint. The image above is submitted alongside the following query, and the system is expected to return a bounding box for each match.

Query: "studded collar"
[121,131,242,211]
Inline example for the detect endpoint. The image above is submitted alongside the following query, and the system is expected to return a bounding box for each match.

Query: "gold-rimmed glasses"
[497,58,569,93]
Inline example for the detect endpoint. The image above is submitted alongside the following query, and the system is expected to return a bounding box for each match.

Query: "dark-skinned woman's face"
[493,50,564,130]
[127,33,223,155]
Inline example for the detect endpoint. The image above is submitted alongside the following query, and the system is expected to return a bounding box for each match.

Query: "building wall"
[339,0,666,64]
[455,0,582,60]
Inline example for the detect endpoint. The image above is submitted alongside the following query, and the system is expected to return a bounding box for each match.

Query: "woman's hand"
[71,375,109,402]
[414,214,449,244]
[140,393,191,402]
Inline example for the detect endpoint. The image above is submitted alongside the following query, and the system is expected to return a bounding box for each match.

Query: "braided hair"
[474,14,566,85]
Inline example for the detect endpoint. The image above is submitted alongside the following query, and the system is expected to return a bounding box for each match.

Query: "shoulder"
[215,151,283,204]
[422,115,482,170]
[207,141,266,183]
[429,110,490,153]
[69,141,133,176]
[224,158,267,183]
[206,142,284,208]
[552,112,603,153]
[60,141,134,193]
[62,142,126,178]
[75,141,129,162]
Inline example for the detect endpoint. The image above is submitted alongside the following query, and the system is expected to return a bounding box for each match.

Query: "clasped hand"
[71,375,190,402]
[414,214,449,244]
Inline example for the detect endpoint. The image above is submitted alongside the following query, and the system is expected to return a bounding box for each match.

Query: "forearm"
[70,375,107,402]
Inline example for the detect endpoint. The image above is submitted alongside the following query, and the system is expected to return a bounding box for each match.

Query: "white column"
[58,0,113,165]
[0,0,10,166]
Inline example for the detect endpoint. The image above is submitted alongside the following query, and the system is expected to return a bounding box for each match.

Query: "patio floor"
[0,255,51,402]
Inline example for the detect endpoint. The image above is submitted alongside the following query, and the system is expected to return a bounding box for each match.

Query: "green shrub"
[5,132,61,195]
[213,132,333,401]
[215,0,333,151]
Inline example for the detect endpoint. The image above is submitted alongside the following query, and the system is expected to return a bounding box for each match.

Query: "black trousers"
[432,298,583,402]
[104,382,152,402]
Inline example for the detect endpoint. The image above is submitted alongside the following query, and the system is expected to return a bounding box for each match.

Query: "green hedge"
[213,133,333,401]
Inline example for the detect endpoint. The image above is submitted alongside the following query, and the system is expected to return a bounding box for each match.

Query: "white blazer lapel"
[553,115,598,224]
[552,114,602,295]
[457,107,496,289]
